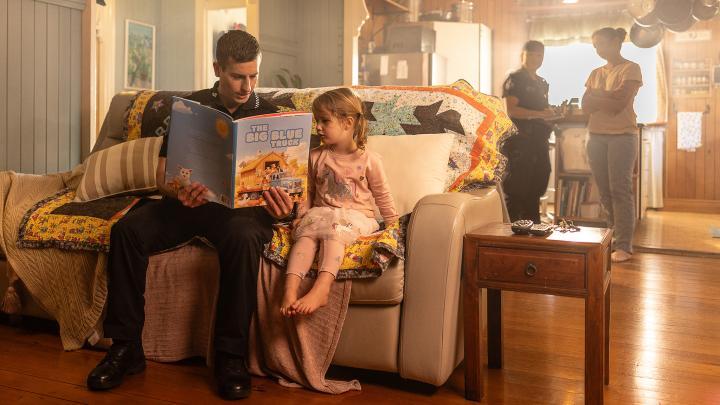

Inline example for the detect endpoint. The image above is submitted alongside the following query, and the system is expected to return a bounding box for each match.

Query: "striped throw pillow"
[74,137,163,202]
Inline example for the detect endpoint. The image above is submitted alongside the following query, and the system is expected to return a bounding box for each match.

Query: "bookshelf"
[553,123,606,226]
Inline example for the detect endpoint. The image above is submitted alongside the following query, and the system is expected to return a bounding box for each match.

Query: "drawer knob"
[525,263,538,277]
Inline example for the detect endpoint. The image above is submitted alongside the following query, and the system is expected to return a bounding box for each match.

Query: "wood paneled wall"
[663,19,720,207]
[360,0,528,96]
[0,0,84,175]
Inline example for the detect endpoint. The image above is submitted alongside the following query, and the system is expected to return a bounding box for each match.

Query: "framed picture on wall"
[124,20,155,90]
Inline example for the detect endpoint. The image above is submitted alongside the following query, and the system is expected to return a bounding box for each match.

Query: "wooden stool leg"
[604,282,611,385]
[585,295,604,405]
[487,288,502,369]
[463,284,483,401]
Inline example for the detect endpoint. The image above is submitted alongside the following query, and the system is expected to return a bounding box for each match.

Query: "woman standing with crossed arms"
[582,27,642,263]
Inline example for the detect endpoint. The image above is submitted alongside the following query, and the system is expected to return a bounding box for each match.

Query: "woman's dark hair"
[523,40,545,53]
[592,27,627,43]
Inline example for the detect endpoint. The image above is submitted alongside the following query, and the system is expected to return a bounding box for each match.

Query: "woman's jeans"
[586,133,637,253]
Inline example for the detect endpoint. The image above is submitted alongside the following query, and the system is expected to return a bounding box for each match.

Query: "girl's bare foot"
[280,290,298,317]
[291,272,335,315]
[292,284,330,315]
[281,274,303,317]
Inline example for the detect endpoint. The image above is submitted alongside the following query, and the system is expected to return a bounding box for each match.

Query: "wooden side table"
[462,223,612,405]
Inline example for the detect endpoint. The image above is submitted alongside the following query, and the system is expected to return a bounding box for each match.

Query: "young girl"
[280,88,398,316]
[582,27,642,263]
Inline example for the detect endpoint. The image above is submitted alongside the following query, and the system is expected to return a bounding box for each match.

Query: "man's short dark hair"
[216,30,260,67]
[523,40,545,53]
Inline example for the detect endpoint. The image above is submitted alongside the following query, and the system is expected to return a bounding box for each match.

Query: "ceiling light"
[562,0,579,4]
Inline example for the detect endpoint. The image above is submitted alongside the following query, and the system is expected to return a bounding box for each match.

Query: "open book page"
[165,97,235,206]
[233,113,312,208]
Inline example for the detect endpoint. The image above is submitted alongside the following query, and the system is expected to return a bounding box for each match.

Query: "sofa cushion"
[349,259,404,305]
[367,134,453,217]
[74,137,163,202]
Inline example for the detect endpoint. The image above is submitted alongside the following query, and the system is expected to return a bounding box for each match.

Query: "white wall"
[259,0,344,88]
[114,0,195,93]
[158,0,196,90]
[257,0,299,87]
[111,0,343,91]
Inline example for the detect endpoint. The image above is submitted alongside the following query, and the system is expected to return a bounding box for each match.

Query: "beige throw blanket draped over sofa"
[0,170,107,350]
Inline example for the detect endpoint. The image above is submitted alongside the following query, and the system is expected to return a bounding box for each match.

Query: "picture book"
[165,96,312,208]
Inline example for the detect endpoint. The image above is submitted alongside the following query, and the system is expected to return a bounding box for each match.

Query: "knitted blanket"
[0,169,106,349]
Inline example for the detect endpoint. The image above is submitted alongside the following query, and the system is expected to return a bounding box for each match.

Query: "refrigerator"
[360,52,446,86]
[360,22,492,92]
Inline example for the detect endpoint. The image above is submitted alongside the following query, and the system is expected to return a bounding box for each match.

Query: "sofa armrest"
[398,187,503,385]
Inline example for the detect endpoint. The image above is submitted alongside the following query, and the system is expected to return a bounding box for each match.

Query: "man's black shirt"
[502,68,549,112]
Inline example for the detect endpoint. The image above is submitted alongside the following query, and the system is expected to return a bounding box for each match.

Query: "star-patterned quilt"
[256,80,513,192]
[122,90,191,142]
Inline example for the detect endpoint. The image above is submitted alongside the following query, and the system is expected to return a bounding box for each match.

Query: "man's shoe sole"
[218,383,251,400]
[87,360,146,391]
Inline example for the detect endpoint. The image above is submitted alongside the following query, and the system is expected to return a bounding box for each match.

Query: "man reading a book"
[87,30,293,400]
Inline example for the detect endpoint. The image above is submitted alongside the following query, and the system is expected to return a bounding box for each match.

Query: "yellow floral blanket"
[17,189,139,252]
[263,216,407,280]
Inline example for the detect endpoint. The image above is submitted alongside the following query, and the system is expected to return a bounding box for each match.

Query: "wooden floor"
[634,210,720,256]
[2,252,720,404]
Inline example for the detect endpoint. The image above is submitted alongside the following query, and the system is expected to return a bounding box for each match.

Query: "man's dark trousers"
[501,131,551,224]
[103,197,274,357]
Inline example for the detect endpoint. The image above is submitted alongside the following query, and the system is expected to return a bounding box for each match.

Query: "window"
[538,42,658,124]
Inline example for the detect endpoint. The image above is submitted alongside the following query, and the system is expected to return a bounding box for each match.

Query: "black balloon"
[654,0,693,25]
[692,0,720,20]
[635,9,659,27]
[629,22,665,48]
[665,15,696,32]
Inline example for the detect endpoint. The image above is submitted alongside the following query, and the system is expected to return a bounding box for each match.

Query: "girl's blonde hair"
[312,88,368,150]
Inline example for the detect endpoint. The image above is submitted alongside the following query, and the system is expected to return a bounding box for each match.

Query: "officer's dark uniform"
[103,82,278,358]
[501,68,553,223]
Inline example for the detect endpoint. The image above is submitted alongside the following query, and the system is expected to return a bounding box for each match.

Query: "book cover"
[165,97,312,209]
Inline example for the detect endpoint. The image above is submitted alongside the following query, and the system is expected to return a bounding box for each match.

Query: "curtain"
[528,11,633,46]
[655,45,668,123]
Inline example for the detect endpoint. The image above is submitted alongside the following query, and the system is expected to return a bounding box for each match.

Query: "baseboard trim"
[661,199,720,214]
[634,245,720,259]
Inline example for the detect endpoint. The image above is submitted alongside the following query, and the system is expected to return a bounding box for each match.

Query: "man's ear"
[213,61,221,78]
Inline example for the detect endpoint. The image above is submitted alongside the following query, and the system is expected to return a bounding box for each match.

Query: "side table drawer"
[476,247,585,290]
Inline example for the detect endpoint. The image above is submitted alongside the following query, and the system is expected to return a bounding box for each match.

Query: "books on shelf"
[556,177,601,219]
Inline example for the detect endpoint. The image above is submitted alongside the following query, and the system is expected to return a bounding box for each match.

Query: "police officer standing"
[501,40,558,223]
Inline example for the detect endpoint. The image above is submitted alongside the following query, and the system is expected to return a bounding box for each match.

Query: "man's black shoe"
[215,352,252,400]
[87,341,146,391]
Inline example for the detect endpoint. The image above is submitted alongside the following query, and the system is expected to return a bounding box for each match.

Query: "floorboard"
[2,253,720,404]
